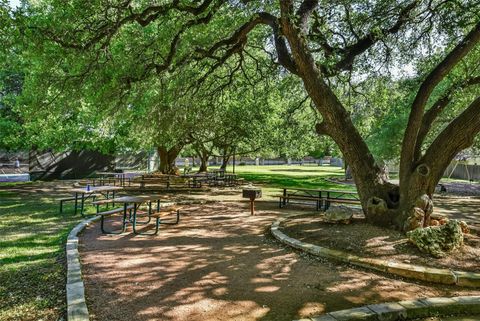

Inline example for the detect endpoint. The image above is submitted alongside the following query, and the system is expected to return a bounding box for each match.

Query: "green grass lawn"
[0,183,98,321]
[229,164,347,187]
[204,164,355,197]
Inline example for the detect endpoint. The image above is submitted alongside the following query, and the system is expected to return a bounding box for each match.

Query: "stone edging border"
[65,199,220,321]
[271,214,480,287]
[293,296,480,321]
[66,215,100,321]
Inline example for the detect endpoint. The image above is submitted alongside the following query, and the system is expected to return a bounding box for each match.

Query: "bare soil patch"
[79,201,480,321]
[281,215,480,272]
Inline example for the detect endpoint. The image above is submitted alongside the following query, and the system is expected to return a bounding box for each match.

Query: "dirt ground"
[281,215,480,272]
[79,200,480,321]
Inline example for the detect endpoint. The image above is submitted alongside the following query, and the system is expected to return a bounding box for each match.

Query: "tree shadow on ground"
[281,215,480,273]
[79,202,479,321]
[435,196,480,225]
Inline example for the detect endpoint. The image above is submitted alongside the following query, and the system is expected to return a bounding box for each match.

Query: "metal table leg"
[74,192,78,215]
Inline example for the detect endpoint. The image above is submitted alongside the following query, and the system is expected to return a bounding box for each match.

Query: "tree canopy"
[2,0,480,230]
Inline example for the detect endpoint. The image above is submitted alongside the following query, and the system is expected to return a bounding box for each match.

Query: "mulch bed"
[281,215,480,272]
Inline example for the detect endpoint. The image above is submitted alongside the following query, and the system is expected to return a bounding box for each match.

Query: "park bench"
[278,187,361,211]
[59,193,101,213]
[208,172,244,187]
[133,205,183,236]
[89,177,117,186]
[322,198,360,211]
[134,176,188,189]
[59,196,77,213]
[278,195,322,210]
[186,175,210,188]
[92,198,116,212]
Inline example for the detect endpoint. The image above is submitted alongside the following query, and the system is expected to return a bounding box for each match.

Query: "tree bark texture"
[277,3,480,231]
[220,154,230,170]
[195,147,210,173]
[157,145,182,175]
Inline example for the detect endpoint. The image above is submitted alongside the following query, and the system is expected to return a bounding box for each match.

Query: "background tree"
[0,2,25,150]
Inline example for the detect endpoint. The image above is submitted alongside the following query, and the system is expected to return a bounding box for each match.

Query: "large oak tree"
[17,0,480,231]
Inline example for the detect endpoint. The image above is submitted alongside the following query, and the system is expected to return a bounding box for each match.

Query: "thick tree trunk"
[198,157,208,172]
[220,155,230,170]
[157,145,182,175]
[278,10,397,227]
[195,147,210,173]
[394,97,480,230]
[265,6,480,232]
[277,5,423,230]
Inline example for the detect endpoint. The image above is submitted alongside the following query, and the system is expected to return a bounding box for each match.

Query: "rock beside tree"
[324,206,355,224]
[406,220,465,257]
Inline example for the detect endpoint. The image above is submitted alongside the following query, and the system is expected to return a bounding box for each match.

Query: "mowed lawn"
[0,165,349,321]
[210,164,354,196]
[0,183,90,321]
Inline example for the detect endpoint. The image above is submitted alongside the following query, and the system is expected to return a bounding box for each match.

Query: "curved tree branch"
[400,21,480,184]
[40,0,216,50]
[420,95,480,186]
[331,0,419,73]
[296,0,319,32]
[414,75,480,159]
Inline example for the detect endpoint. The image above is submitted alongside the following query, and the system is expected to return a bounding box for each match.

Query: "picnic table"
[135,175,189,189]
[67,186,123,216]
[185,171,240,187]
[95,171,132,187]
[96,195,180,235]
[186,173,210,188]
[279,187,360,210]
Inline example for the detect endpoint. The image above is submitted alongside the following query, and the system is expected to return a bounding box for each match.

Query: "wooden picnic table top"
[70,186,123,193]
[284,187,358,194]
[96,172,125,176]
[111,195,164,203]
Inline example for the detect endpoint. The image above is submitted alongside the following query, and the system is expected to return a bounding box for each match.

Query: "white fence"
[444,162,480,181]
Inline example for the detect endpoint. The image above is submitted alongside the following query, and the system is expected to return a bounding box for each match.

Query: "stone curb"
[65,199,219,321]
[293,296,480,321]
[271,214,480,287]
[66,215,101,321]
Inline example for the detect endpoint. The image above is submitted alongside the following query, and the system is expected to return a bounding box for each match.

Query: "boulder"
[324,206,354,224]
[404,207,425,231]
[406,220,464,258]
[460,221,470,234]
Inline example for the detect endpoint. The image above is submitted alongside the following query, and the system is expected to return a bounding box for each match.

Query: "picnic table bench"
[93,171,136,187]
[134,175,189,189]
[185,174,210,188]
[96,194,181,235]
[185,171,242,188]
[58,185,123,216]
[277,187,360,211]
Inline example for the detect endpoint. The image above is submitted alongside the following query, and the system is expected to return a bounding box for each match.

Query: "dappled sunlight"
[0,181,88,321]
[77,201,480,321]
[254,285,280,293]
[2,180,480,321]
[297,302,326,316]
[435,196,480,223]
[281,214,480,272]
[327,271,433,306]
[164,299,270,321]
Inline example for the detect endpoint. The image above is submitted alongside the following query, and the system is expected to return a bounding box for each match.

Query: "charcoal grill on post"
[242,188,262,215]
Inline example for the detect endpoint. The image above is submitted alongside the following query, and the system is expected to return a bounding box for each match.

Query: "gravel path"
[79,201,479,321]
